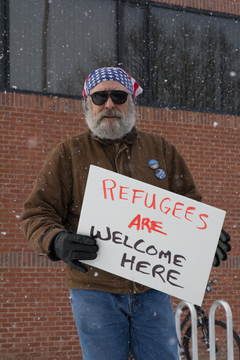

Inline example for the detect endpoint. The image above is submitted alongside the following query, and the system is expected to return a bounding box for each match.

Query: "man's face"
[85,80,135,140]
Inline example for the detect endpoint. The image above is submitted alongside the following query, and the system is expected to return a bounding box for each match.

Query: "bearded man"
[20,67,230,360]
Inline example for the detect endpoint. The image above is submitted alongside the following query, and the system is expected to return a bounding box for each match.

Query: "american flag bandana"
[83,67,143,99]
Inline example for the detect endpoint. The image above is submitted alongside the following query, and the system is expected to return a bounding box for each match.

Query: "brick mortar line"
[135,107,240,129]
[150,0,240,15]
[0,252,239,269]
[0,252,64,268]
[1,93,240,130]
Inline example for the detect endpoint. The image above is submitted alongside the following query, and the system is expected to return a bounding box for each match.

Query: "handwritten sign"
[77,165,226,306]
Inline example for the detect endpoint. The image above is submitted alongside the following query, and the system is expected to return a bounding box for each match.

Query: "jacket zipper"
[115,143,120,154]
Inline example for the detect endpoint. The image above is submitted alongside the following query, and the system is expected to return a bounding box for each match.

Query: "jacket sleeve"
[20,143,73,257]
[164,140,202,202]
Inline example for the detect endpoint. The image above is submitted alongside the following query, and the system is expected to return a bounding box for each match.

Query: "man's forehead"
[90,80,129,94]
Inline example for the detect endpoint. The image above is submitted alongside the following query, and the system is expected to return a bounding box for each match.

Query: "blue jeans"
[69,288,178,360]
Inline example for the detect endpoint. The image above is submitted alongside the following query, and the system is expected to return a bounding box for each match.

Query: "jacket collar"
[89,126,139,145]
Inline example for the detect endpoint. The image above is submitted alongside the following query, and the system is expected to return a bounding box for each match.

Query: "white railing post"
[209,300,234,360]
[175,301,198,360]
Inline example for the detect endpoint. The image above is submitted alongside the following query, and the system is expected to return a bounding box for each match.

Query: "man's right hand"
[51,231,98,273]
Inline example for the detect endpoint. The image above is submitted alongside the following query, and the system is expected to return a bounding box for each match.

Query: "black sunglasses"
[89,90,129,106]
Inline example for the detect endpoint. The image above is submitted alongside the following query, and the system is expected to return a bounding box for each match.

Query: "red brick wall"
[1,90,240,359]
[152,0,240,15]
[1,93,86,360]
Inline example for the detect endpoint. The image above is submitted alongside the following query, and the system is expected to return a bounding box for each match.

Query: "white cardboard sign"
[77,165,226,305]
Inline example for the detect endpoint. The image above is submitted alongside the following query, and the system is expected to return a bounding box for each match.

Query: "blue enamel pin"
[154,168,166,180]
[148,159,159,170]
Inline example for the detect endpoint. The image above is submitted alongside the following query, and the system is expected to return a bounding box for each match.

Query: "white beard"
[85,98,136,140]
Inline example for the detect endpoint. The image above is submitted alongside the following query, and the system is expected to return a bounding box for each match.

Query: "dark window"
[1,0,240,114]
[8,0,117,96]
[0,0,7,89]
[149,7,240,114]
[121,2,150,102]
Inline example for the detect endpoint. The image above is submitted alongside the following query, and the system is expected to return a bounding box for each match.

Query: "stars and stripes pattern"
[83,67,143,99]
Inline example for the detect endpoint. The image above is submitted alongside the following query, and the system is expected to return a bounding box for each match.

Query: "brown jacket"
[20,127,202,293]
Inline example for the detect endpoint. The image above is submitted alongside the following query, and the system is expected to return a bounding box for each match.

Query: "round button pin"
[148,159,159,170]
[155,169,166,180]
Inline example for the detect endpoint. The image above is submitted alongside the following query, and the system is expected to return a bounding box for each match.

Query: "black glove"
[213,229,231,267]
[50,231,98,273]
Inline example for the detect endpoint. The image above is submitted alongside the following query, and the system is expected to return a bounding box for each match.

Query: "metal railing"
[175,301,198,360]
[175,300,234,360]
[209,300,234,360]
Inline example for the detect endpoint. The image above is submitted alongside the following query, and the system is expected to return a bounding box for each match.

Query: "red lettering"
[128,214,167,235]
[119,186,129,200]
[141,218,151,233]
[197,214,209,230]
[150,221,167,236]
[102,179,116,200]
[160,198,171,214]
[128,214,141,231]
[184,206,196,222]
[132,189,145,204]
[144,193,156,209]
[172,202,184,219]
